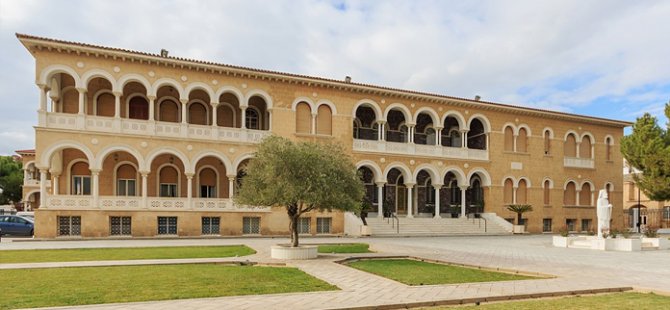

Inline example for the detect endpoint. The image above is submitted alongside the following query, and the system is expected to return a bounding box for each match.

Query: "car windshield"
[17,216,34,223]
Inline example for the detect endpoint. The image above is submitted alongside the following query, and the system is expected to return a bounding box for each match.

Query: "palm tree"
[506,204,533,225]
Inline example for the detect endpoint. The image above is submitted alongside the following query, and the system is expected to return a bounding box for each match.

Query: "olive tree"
[235,136,364,247]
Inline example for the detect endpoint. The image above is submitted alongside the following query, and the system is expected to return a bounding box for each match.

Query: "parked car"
[16,211,34,220]
[0,215,34,236]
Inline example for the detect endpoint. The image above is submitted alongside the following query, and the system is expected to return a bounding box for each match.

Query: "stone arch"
[563,130,579,141]
[316,99,338,115]
[81,69,117,91]
[38,64,82,88]
[383,162,413,183]
[466,168,491,187]
[185,82,215,101]
[413,164,441,185]
[116,74,152,94]
[441,166,467,186]
[291,97,316,111]
[233,153,255,173]
[214,86,245,103]
[516,124,532,136]
[352,99,382,120]
[151,78,185,99]
[412,107,439,125]
[563,179,578,190]
[244,89,273,109]
[94,144,145,171]
[543,127,555,139]
[467,114,491,132]
[542,177,554,189]
[39,141,94,169]
[384,103,413,124]
[189,150,233,175]
[356,160,384,183]
[145,147,191,174]
[440,111,466,129]
[517,176,532,188]
[501,176,517,187]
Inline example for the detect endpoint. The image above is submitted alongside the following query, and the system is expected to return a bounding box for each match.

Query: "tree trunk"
[517,212,522,225]
[290,214,299,247]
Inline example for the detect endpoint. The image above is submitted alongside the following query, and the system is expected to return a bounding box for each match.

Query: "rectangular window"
[200,185,216,198]
[159,184,178,197]
[201,217,220,235]
[117,179,136,196]
[316,217,332,234]
[581,219,592,232]
[566,219,577,232]
[157,216,177,235]
[58,216,81,236]
[663,206,670,220]
[72,176,91,195]
[110,216,132,235]
[243,217,260,234]
[543,218,552,232]
[298,217,311,234]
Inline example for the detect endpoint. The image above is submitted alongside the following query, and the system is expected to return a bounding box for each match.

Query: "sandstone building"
[17,34,630,238]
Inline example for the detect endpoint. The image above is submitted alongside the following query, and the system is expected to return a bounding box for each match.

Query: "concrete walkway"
[2,235,667,309]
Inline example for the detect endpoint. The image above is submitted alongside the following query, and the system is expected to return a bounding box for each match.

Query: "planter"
[552,236,570,247]
[271,245,318,260]
[642,238,670,250]
[360,225,372,236]
[605,238,641,251]
[512,225,525,234]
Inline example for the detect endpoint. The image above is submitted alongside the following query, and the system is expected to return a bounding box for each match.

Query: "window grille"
[110,216,132,235]
[298,217,311,234]
[202,217,220,235]
[316,217,332,234]
[243,217,260,234]
[158,216,178,235]
[58,216,81,236]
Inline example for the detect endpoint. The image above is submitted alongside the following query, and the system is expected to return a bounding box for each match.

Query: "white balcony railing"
[353,139,489,161]
[43,112,271,144]
[24,179,51,187]
[564,157,595,169]
[44,195,270,212]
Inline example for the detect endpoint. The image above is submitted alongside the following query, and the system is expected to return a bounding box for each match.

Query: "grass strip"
[317,243,371,253]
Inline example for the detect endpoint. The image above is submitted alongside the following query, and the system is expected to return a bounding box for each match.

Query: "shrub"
[558,227,569,237]
[609,229,619,238]
[643,226,659,238]
[621,229,631,239]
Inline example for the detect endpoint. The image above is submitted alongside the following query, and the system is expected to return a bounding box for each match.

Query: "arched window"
[564,181,576,206]
[386,109,408,143]
[467,119,486,150]
[128,97,149,120]
[358,167,377,207]
[544,130,551,155]
[159,99,180,123]
[316,105,332,135]
[188,102,208,125]
[504,126,514,152]
[116,164,137,196]
[62,88,79,114]
[70,161,91,195]
[199,167,217,198]
[449,129,461,147]
[442,116,461,147]
[353,105,378,140]
[295,102,312,134]
[517,179,528,204]
[564,133,577,157]
[159,165,179,197]
[246,108,260,130]
[96,92,115,117]
[517,128,528,153]
[606,137,613,161]
[580,182,592,206]
[543,180,551,205]
[503,178,514,204]
[580,135,592,158]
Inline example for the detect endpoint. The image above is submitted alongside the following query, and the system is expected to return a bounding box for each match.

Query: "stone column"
[113,91,122,118]
[148,95,156,121]
[513,185,518,204]
[461,129,469,148]
[376,181,385,218]
[435,127,443,146]
[433,184,442,218]
[52,174,59,195]
[576,189,581,206]
[311,113,317,134]
[241,107,247,129]
[141,172,148,209]
[377,121,385,141]
[406,183,415,218]
[180,98,188,124]
[460,185,468,218]
[228,175,236,199]
[211,102,219,127]
[267,110,273,131]
[77,87,87,115]
[513,133,518,152]
[91,169,100,208]
[39,85,47,111]
[408,125,415,144]
[39,169,47,208]
[186,173,194,208]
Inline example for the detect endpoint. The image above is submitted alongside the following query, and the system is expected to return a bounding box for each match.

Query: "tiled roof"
[16,33,633,127]
[15,149,35,154]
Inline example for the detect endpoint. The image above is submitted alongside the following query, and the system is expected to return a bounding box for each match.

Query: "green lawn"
[0,245,255,264]
[317,243,371,253]
[346,259,536,285]
[1,264,337,309]
[427,292,670,309]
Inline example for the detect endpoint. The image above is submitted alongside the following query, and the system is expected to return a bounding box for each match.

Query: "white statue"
[596,189,612,238]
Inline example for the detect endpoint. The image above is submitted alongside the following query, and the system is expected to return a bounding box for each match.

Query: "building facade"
[15,149,45,211]
[623,163,670,230]
[18,34,629,238]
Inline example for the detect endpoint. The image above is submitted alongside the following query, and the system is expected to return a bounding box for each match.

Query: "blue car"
[0,215,34,236]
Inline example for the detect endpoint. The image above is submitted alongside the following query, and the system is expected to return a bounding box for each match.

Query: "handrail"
[392,213,399,234]
[470,213,487,233]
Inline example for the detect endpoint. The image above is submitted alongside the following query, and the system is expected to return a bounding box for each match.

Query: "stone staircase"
[365,216,511,237]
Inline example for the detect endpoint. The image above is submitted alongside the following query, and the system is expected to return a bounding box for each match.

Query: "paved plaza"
[2,235,668,309]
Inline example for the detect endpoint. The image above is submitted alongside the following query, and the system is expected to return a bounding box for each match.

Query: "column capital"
[180,98,189,105]
[376,120,386,124]
[459,185,469,190]
[434,126,444,131]
[147,95,157,101]
[112,91,123,97]
[90,169,101,175]
[76,87,88,93]
[185,173,195,178]
[140,171,150,177]
[404,182,416,188]
[37,83,48,90]
[375,181,386,187]
[210,101,219,107]
[432,183,444,190]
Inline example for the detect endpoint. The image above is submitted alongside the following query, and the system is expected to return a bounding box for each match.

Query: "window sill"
[543,154,553,158]
[563,205,595,209]
[294,133,334,139]
[502,151,530,156]
[543,205,552,208]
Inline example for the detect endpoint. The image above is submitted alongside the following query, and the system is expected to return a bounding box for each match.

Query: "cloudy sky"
[0,0,669,155]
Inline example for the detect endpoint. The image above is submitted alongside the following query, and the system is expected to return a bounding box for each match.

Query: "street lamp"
[638,185,642,233]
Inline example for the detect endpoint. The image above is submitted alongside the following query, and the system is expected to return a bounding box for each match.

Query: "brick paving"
[2,235,667,309]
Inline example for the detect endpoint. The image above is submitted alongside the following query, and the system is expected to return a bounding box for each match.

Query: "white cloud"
[0,0,669,154]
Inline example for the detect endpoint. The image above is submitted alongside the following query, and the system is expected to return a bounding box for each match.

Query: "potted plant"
[506,204,533,234]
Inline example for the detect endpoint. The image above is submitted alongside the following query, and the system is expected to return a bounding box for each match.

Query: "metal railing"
[391,213,399,234]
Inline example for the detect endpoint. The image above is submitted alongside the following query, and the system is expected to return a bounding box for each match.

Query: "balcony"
[45,195,271,212]
[43,113,271,144]
[353,139,488,161]
[24,179,51,187]
[564,157,595,169]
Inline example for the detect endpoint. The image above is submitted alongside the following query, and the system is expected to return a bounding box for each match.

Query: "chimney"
[474,95,481,101]
[160,49,169,57]
[344,76,352,83]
